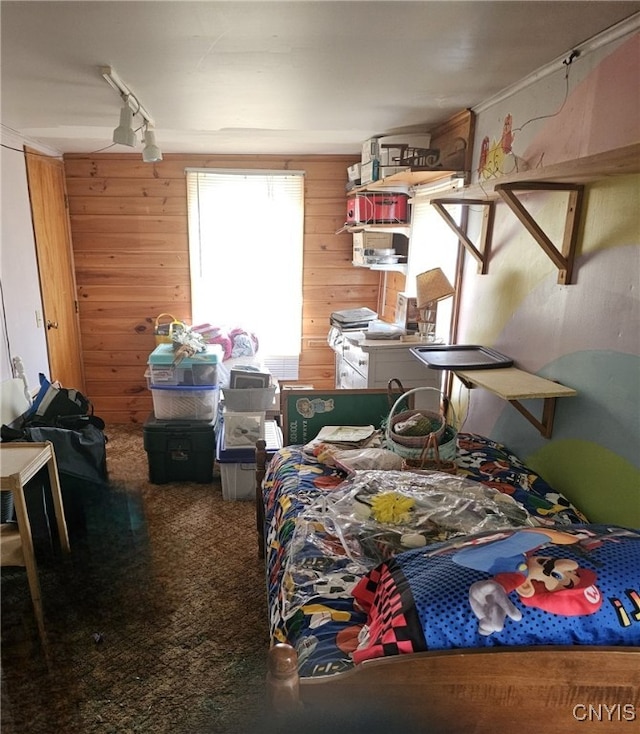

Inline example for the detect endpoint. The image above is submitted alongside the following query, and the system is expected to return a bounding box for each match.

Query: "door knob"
[46,320,59,330]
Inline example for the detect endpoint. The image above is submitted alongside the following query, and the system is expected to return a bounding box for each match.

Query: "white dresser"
[330,330,442,409]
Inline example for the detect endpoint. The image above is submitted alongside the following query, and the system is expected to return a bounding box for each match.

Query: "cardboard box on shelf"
[347,162,361,183]
[361,137,380,165]
[379,165,411,179]
[379,146,405,166]
[360,159,379,185]
[352,231,394,266]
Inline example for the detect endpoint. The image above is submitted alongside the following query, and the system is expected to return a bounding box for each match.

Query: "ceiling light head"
[112,102,137,147]
[142,127,163,163]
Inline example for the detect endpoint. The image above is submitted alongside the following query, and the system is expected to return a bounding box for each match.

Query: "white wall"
[453,32,639,525]
[0,126,51,389]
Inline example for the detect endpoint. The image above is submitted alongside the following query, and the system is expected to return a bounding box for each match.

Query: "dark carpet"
[1,424,270,734]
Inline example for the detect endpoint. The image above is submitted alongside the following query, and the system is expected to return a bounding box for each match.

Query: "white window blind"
[186,169,304,379]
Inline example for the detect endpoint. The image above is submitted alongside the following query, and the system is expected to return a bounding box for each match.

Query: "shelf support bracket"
[494,182,584,285]
[508,397,557,439]
[431,199,495,274]
[454,372,568,439]
[455,384,558,438]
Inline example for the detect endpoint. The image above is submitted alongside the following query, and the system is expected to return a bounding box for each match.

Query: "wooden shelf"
[341,223,411,235]
[454,366,577,438]
[431,143,640,202]
[368,262,408,274]
[454,367,576,400]
[432,181,583,284]
[427,143,640,284]
[349,169,466,194]
[341,109,476,275]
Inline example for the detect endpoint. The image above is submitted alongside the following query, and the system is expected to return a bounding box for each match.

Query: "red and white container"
[346,193,409,225]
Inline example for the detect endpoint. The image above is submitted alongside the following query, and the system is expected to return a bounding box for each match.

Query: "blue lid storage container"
[147,343,223,386]
[216,419,282,500]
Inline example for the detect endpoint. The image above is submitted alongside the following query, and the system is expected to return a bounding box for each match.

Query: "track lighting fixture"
[142,125,163,163]
[112,99,137,147]
[101,65,162,162]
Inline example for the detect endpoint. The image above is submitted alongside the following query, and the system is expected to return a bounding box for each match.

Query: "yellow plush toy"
[370,491,415,524]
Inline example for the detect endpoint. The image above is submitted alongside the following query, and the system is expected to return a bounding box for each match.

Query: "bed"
[255,431,639,732]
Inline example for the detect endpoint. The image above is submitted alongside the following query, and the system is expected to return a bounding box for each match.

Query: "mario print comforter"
[351,524,640,664]
[262,433,634,679]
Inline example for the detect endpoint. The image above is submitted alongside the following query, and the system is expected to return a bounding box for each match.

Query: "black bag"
[1,421,107,485]
[28,373,92,421]
[1,374,107,485]
[22,424,108,484]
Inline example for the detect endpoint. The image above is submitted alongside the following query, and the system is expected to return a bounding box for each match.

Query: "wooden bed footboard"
[267,642,640,732]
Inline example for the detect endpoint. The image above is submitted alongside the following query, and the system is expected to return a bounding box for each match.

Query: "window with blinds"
[186,169,305,379]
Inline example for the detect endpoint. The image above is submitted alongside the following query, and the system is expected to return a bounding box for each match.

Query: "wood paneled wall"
[63,153,384,425]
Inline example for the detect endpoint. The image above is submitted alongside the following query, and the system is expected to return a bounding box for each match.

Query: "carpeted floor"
[1,424,270,734]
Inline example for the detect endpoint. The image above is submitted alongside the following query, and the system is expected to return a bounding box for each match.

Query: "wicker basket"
[385,386,457,461]
[154,313,183,346]
[388,408,445,448]
[402,432,458,474]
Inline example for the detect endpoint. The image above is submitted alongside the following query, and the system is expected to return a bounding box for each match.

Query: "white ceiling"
[2,1,639,156]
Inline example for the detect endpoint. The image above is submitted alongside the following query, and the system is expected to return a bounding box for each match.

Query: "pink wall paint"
[524,34,640,165]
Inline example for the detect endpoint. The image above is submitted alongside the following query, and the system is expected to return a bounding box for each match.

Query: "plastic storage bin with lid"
[143,413,216,484]
[149,384,220,422]
[147,343,223,387]
[216,419,282,500]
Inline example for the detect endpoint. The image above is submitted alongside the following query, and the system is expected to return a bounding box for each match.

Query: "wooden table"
[0,441,71,641]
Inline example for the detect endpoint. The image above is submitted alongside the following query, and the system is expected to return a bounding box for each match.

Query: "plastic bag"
[280,469,534,621]
[317,447,404,473]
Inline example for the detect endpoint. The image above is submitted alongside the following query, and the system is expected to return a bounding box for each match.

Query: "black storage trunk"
[143,413,216,484]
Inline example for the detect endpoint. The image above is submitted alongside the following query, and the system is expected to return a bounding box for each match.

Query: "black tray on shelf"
[410,345,514,370]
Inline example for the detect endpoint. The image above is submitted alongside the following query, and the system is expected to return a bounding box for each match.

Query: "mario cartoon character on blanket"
[451,528,602,636]
[351,524,639,665]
